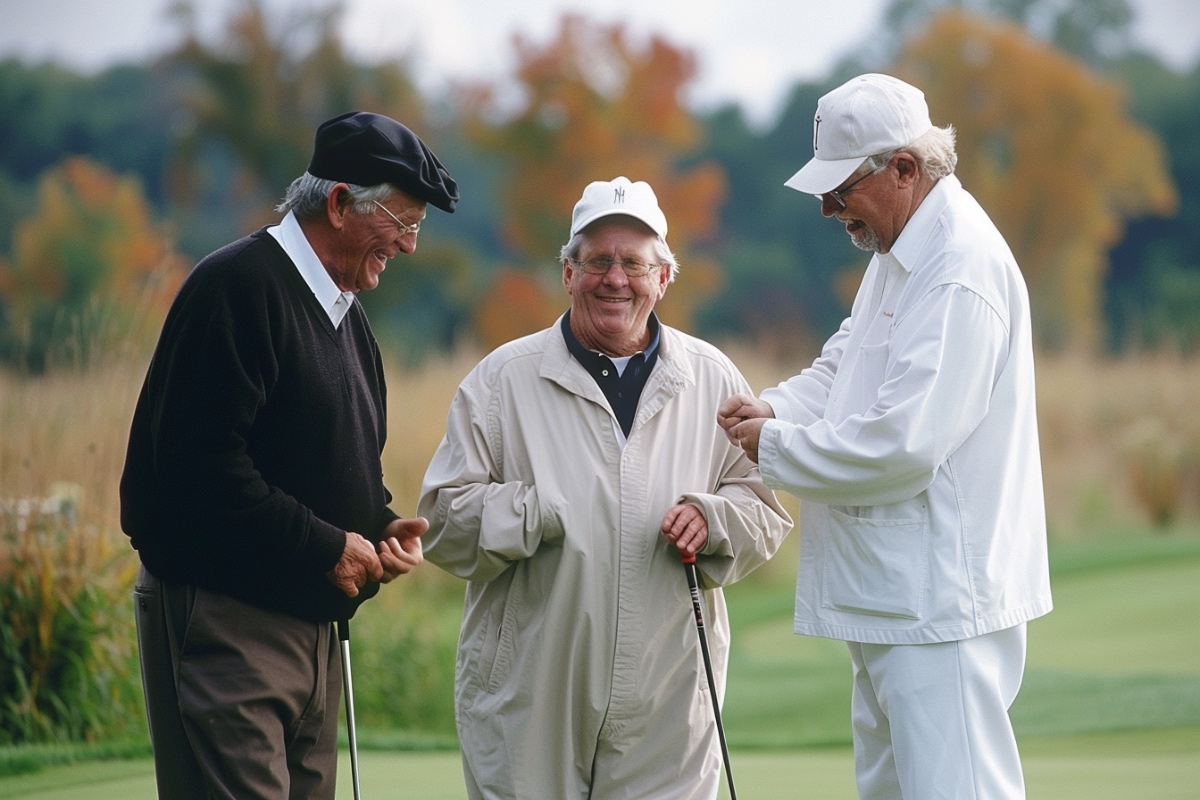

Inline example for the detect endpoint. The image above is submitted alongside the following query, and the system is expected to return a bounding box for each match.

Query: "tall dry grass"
[1035,352,1200,535]
[0,343,150,744]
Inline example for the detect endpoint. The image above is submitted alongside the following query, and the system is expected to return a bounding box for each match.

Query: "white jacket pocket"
[822,504,929,619]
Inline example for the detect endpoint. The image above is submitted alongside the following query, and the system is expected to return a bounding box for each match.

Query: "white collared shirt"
[268,211,356,328]
[760,175,1052,644]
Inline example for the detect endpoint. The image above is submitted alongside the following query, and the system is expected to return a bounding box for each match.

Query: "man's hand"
[661,504,709,558]
[327,531,384,598]
[717,393,774,441]
[717,393,775,464]
[378,516,428,582]
[728,418,768,464]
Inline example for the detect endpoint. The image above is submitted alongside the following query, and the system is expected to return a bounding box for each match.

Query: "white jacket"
[420,320,791,798]
[760,175,1052,645]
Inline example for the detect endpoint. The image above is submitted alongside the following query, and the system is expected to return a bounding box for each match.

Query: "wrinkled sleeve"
[418,366,563,583]
[759,283,1009,506]
[679,367,793,588]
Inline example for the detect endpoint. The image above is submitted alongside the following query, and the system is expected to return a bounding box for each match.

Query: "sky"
[3,0,1199,127]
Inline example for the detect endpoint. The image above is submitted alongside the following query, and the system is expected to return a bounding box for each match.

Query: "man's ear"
[895,153,919,187]
[325,183,352,230]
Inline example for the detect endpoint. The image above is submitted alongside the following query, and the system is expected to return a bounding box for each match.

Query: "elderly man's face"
[326,189,426,293]
[819,153,913,255]
[563,218,669,357]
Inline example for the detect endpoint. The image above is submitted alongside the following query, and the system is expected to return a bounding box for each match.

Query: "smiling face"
[325,189,426,292]
[563,218,670,357]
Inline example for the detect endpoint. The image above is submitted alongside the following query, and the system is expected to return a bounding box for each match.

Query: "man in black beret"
[120,111,458,799]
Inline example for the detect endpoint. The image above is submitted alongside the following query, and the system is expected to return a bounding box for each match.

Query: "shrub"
[0,485,143,745]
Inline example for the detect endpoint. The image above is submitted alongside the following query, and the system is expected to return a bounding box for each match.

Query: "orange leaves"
[0,157,185,370]
[7,158,172,303]
[470,15,727,336]
[166,0,425,222]
[474,268,562,351]
[897,10,1177,350]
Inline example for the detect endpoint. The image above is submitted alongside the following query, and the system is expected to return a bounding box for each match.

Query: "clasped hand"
[326,517,429,598]
[716,392,775,464]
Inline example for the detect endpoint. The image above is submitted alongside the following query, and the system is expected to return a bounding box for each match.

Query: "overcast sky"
[3,0,1198,126]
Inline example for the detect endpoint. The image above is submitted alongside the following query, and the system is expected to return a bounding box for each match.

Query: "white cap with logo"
[785,73,934,195]
[570,176,668,239]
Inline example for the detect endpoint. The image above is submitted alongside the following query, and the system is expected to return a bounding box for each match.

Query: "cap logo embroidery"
[614,186,625,203]
[814,114,822,152]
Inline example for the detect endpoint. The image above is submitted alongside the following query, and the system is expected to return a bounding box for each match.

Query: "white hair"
[276,172,400,219]
[866,124,958,181]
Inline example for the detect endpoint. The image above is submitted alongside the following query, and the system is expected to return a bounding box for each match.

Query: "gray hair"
[276,172,399,219]
[865,124,958,181]
[559,231,680,283]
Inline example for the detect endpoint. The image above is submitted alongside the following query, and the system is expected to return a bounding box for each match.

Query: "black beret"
[307,111,459,213]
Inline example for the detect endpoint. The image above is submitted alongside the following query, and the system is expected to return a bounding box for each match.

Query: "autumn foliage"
[897,10,1177,350]
[463,15,726,347]
[167,0,427,231]
[0,158,184,372]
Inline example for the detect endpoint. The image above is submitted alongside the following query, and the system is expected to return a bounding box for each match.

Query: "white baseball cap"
[785,73,934,195]
[570,176,668,239]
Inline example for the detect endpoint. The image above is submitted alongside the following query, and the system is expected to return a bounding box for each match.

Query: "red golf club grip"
[680,550,697,564]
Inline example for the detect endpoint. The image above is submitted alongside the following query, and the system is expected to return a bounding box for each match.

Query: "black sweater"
[120,229,398,622]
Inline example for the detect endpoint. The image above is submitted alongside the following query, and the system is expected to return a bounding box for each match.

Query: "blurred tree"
[462,14,726,346]
[164,0,425,233]
[897,10,1176,350]
[0,60,175,252]
[1106,55,1200,352]
[694,80,864,356]
[473,268,563,351]
[0,157,184,373]
[875,0,1134,68]
[162,0,479,359]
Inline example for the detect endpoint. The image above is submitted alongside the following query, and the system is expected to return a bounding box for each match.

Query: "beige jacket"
[420,319,791,799]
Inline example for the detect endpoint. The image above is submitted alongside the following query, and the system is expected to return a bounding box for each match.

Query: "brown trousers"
[134,565,342,800]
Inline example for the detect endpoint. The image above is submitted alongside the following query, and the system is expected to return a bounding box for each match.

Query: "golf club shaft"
[337,619,362,800]
[682,554,737,800]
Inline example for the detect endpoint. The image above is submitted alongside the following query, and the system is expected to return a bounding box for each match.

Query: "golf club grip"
[683,561,738,799]
[337,618,350,642]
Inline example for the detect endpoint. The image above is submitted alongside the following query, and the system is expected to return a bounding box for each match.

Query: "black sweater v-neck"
[121,229,398,622]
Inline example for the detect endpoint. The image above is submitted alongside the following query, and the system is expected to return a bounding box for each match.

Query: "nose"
[819,195,841,218]
[397,231,418,255]
[600,261,629,285]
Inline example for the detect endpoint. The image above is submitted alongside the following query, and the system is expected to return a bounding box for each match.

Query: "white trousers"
[846,624,1027,800]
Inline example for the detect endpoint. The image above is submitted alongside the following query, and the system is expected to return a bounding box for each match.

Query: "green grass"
[3,733,1198,800]
[3,530,1198,798]
[721,530,1200,749]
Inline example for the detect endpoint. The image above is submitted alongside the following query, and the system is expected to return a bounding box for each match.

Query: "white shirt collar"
[268,211,355,328]
[888,174,959,275]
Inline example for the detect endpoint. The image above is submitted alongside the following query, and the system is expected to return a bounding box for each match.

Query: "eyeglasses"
[822,166,881,210]
[569,256,663,278]
[372,200,422,237]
